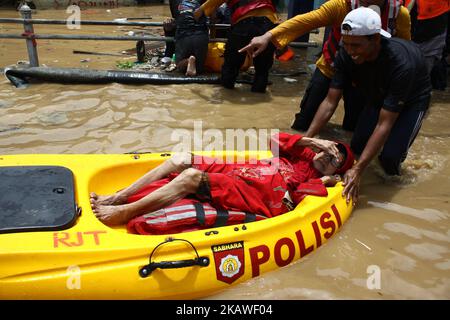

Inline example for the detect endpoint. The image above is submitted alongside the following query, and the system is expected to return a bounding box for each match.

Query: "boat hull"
[0,153,353,299]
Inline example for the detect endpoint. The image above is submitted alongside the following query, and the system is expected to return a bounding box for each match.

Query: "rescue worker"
[240,0,411,131]
[407,0,449,73]
[162,0,182,61]
[193,0,279,93]
[90,133,354,227]
[174,0,209,76]
[305,7,431,203]
[406,0,449,89]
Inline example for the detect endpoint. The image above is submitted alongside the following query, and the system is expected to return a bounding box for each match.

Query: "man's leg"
[92,167,204,226]
[221,27,248,89]
[175,37,191,74]
[252,43,275,93]
[192,33,209,75]
[249,17,276,93]
[163,19,176,58]
[350,104,429,175]
[350,106,379,156]
[378,107,428,175]
[291,68,331,131]
[90,152,193,206]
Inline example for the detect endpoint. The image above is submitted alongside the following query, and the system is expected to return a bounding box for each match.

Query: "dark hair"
[341,24,379,41]
[336,143,348,169]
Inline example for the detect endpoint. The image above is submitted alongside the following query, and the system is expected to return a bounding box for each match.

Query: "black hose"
[4,67,221,87]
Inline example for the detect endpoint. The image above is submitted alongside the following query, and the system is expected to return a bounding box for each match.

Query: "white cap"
[341,7,391,38]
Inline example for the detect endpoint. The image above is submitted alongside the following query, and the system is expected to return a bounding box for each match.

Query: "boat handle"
[139,238,210,278]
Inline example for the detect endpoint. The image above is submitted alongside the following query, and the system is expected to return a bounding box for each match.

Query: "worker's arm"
[305,87,343,138]
[239,0,346,57]
[270,132,340,159]
[194,0,226,20]
[342,108,399,204]
[305,43,348,137]
[395,6,412,40]
[269,0,345,48]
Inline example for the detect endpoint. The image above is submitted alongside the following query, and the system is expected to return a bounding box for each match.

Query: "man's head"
[359,0,385,9]
[313,142,355,176]
[340,7,390,64]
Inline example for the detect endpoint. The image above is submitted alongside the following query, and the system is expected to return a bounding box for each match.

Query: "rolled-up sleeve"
[270,0,346,48]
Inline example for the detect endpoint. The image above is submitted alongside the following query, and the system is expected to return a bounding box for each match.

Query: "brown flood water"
[0,5,449,299]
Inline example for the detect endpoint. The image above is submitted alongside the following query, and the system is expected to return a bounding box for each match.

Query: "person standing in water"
[175,0,209,76]
[305,7,431,203]
[194,0,279,93]
[240,0,411,130]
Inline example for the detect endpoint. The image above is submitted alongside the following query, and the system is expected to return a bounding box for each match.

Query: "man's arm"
[305,87,343,137]
[269,0,344,48]
[194,0,226,20]
[270,132,340,159]
[395,6,412,40]
[239,0,345,57]
[342,108,399,204]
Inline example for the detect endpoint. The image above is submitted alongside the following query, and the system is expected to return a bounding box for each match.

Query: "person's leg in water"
[177,56,197,76]
[221,31,248,89]
[378,107,428,175]
[90,153,193,207]
[350,102,428,176]
[249,17,276,93]
[163,18,177,58]
[251,41,275,93]
[176,33,208,76]
[91,167,205,226]
[291,68,331,131]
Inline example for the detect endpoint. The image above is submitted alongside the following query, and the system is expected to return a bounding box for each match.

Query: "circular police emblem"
[219,254,242,278]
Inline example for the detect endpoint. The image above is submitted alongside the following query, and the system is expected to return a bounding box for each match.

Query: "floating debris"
[283,77,298,83]
[355,238,372,252]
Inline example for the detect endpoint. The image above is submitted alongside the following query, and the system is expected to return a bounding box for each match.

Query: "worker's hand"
[239,32,273,58]
[163,17,176,32]
[342,166,361,205]
[193,8,204,21]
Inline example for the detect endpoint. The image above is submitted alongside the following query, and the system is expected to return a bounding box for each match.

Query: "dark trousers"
[351,101,429,175]
[291,68,365,131]
[222,16,276,93]
[164,27,176,58]
[287,0,314,43]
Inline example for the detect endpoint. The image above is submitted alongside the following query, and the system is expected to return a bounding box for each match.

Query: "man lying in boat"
[90,133,354,234]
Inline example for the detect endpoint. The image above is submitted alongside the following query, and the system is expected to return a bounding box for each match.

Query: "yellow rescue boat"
[0,152,353,299]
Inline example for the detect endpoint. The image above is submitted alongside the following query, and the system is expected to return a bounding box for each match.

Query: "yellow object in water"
[0,152,353,300]
[204,42,252,73]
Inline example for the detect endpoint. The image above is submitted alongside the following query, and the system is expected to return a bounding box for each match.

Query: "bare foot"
[91,201,132,226]
[185,56,197,76]
[89,192,127,206]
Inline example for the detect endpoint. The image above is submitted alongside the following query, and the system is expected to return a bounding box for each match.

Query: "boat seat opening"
[0,166,78,234]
